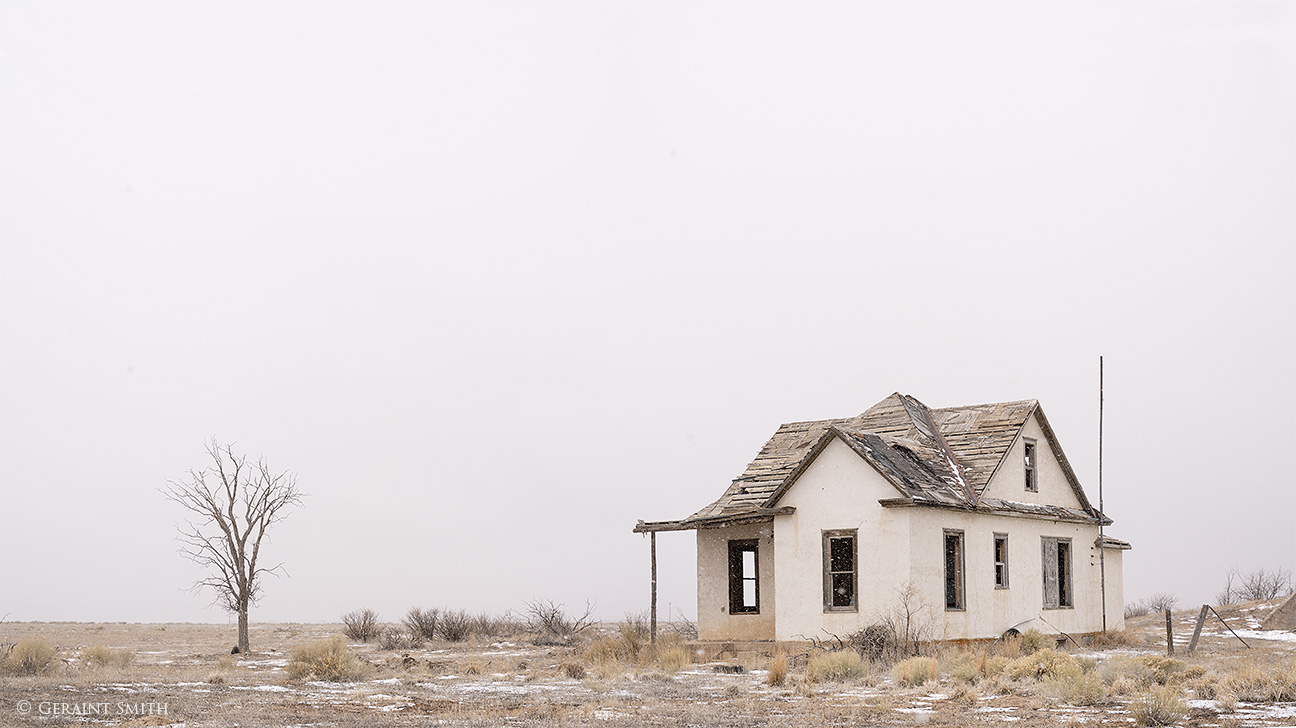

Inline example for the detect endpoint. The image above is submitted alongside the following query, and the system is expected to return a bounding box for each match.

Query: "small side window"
[994,533,1009,589]
[728,540,759,614]
[944,530,965,610]
[1024,440,1038,492]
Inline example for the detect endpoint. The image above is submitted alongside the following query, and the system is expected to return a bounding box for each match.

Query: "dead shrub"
[525,599,596,645]
[1130,685,1186,726]
[890,655,937,687]
[1141,593,1180,613]
[663,607,698,641]
[287,637,369,682]
[559,662,586,679]
[341,609,381,642]
[379,628,421,651]
[82,645,134,670]
[438,609,472,642]
[1125,602,1151,619]
[808,650,866,683]
[1218,566,1293,604]
[469,611,518,639]
[403,608,439,641]
[767,653,788,686]
[1,639,57,675]
[849,583,932,663]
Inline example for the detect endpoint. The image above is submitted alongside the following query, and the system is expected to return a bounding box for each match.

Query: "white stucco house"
[635,393,1129,643]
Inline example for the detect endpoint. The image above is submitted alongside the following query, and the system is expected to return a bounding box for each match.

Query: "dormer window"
[1024,440,1037,492]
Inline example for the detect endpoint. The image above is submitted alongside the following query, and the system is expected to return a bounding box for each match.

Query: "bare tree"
[163,440,304,654]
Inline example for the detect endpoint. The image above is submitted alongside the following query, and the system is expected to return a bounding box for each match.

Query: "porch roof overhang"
[632,506,796,533]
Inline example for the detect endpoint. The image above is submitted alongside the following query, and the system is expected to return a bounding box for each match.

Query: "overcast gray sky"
[2,1,1293,626]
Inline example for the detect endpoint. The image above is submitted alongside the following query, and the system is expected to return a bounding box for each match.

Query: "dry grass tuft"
[1087,629,1134,648]
[808,650,866,683]
[82,645,134,670]
[1042,669,1107,705]
[652,642,688,673]
[559,662,586,679]
[287,637,370,682]
[891,656,937,687]
[766,653,788,687]
[1214,656,1296,702]
[1130,685,1186,726]
[1006,649,1079,681]
[1136,654,1188,684]
[1,639,58,675]
[1019,629,1054,653]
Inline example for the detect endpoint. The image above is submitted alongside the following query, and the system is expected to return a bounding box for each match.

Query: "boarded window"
[944,530,965,610]
[1042,537,1073,608]
[822,530,858,611]
[728,539,759,614]
[994,533,1009,588]
[1024,440,1038,492]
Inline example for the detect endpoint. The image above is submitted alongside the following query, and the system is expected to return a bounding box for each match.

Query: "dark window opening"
[1024,441,1037,492]
[1042,536,1073,608]
[944,530,965,610]
[823,531,857,611]
[994,534,1009,588]
[728,540,759,614]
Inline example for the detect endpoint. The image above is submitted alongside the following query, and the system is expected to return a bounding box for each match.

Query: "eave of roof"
[633,506,796,533]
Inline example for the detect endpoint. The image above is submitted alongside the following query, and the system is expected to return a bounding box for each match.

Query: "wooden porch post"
[650,531,658,644]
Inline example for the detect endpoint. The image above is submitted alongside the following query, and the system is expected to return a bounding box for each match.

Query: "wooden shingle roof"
[668,393,1104,529]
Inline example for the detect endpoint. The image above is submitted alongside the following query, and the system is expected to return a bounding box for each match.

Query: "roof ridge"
[932,397,1039,413]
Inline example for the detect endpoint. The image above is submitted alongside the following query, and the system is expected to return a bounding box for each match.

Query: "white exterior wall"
[1101,547,1126,631]
[906,508,1113,638]
[696,521,776,640]
[771,438,912,641]
[981,413,1083,509]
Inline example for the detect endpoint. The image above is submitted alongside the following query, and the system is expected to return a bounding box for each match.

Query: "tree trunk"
[238,606,250,654]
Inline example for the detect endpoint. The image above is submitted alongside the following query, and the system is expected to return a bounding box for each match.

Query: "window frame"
[943,529,966,611]
[727,539,760,614]
[994,533,1010,589]
[1041,536,1074,609]
[822,529,859,612]
[1024,439,1038,492]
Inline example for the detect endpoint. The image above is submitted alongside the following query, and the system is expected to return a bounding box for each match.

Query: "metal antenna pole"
[1099,355,1107,632]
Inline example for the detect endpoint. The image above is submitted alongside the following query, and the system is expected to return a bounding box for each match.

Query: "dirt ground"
[1,600,1294,727]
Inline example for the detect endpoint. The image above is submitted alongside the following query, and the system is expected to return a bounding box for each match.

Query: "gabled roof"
[665,393,1106,531]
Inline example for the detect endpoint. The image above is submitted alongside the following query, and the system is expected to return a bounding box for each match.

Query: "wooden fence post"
[650,531,658,645]
[1187,605,1209,655]
[1165,609,1174,656]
